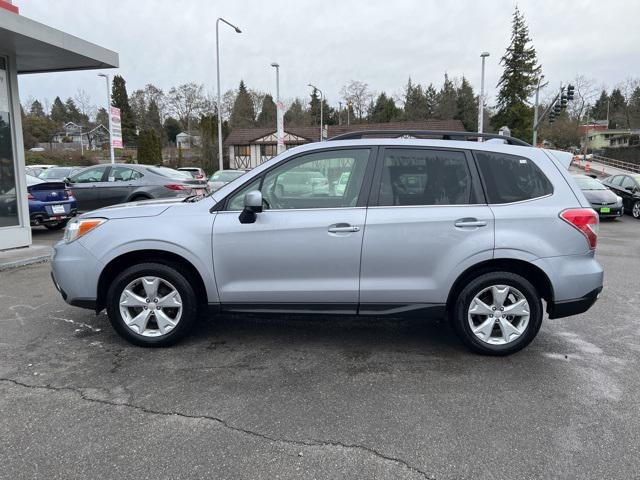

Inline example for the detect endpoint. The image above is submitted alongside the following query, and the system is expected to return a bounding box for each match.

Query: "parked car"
[26,174,77,229]
[65,163,208,212]
[26,164,55,177]
[571,174,623,218]
[29,147,46,152]
[51,131,603,355]
[601,173,640,218]
[38,166,84,181]
[178,167,206,180]
[207,169,246,192]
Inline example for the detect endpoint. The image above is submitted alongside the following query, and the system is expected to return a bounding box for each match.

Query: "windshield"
[574,176,606,190]
[39,167,70,180]
[146,166,191,179]
[211,171,245,182]
[26,174,45,186]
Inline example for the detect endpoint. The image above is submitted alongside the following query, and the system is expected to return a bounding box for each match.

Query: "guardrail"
[592,155,640,174]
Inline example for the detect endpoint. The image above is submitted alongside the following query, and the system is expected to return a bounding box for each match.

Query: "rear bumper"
[548,286,602,319]
[30,208,77,225]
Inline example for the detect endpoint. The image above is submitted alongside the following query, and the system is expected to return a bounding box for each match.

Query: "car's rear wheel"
[106,262,198,347]
[632,200,640,219]
[451,271,543,356]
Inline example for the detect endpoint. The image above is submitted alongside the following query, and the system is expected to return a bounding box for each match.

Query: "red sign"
[110,106,123,149]
[0,1,19,13]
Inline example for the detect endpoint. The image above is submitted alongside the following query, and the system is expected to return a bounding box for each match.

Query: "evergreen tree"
[111,74,137,145]
[137,129,162,164]
[284,98,309,126]
[65,98,86,124]
[230,80,256,128]
[491,6,541,140]
[369,92,399,123]
[163,117,181,143]
[425,84,437,118]
[256,94,277,127]
[404,78,428,121]
[455,77,478,131]
[96,107,109,127]
[608,88,627,128]
[628,86,640,129]
[199,113,218,172]
[435,74,458,120]
[590,90,610,121]
[29,100,45,117]
[145,99,164,141]
[50,97,67,125]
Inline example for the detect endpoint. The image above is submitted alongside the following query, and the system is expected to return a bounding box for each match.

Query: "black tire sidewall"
[106,262,198,347]
[452,271,543,356]
[633,201,640,219]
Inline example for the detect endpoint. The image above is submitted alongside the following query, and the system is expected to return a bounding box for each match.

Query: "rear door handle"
[328,223,360,233]
[454,218,487,228]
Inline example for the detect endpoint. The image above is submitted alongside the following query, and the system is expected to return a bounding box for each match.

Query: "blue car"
[27,174,77,229]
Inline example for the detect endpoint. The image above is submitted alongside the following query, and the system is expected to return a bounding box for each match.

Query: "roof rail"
[327,130,531,146]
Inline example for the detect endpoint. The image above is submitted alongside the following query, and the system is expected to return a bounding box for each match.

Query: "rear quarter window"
[474,151,553,204]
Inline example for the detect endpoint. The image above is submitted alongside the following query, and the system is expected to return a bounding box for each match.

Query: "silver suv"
[51,131,603,355]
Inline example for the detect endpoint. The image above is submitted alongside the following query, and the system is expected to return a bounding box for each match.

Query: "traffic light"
[549,111,556,124]
[560,93,568,109]
[554,103,562,114]
[566,84,575,101]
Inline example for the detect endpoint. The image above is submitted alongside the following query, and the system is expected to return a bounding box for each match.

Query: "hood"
[80,197,183,220]
[582,188,618,204]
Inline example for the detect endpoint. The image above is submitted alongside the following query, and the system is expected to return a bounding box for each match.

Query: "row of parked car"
[571,172,640,219]
[25,164,248,229]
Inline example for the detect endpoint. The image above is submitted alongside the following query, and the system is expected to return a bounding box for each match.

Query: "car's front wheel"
[106,262,199,347]
[632,200,640,219]
[451,272,543,356]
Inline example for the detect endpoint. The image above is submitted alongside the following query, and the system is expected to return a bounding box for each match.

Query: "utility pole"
[532,76,547,146]
[478,52,490,136]
[338,101,342,125]
[271,62,284,154]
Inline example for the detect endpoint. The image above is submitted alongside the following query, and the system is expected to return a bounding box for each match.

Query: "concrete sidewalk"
[0,244,53,271]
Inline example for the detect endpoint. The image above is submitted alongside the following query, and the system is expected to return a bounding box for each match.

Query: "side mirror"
[63,177,71,185]
[625,186,635,192]
[238,190,263,224]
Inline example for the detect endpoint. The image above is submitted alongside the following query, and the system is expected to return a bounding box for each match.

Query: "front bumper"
[591,204,623,218]
[51,240,103,310]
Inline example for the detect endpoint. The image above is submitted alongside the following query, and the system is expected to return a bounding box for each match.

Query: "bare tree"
[74,88,96,121]
[221,89,237,121]
[568,75,599,121]
[167,83,207,129]
[619,77,640,128]
[340,80,373,120]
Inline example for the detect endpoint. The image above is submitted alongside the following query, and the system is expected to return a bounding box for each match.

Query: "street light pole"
[308,84,323,141]
[532,75,547,146]
[216,17,242,172]
[98,73,114,164]
[478,52,490,137]
[271,62,284,154]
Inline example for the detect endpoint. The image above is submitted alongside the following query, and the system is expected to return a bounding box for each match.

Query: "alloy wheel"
[119,276,183,337]
[633,201,640,218]
[467,284,530,345]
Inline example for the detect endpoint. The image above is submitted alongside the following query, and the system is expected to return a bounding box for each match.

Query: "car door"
[67,165,109,211]
[212,147,375,312]
[619,175,637,211]
[101,166,141,206]
[359,147,494,313]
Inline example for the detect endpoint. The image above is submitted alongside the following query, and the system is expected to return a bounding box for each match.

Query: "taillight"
[164,184,191,191]
[66,189,75,199]
[560,208,599,250]
[27,192,35,200]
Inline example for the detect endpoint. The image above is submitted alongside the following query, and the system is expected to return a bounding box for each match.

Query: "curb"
[0,254,52,272]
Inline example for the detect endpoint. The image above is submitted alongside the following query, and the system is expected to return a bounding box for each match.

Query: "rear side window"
[475,151,553,204]
[377,148,473,206]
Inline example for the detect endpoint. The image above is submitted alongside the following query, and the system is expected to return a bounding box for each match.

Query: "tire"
[632,201,640,219]
[451,271,543,356]
[106,262,199,347]
[129,195,151,202]
[44,219,69,230]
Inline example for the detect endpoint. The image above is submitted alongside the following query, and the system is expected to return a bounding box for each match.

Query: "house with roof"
[49,122,109,150]
[223,120,466,169]
[176,131,201,149]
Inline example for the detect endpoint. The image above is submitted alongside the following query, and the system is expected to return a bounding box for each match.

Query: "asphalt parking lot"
[1,216,639,480]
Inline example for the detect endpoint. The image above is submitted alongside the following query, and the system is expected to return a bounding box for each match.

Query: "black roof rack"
[327,130,530,147]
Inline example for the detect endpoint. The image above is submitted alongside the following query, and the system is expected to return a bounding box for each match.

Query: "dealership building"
[0,1,118,250]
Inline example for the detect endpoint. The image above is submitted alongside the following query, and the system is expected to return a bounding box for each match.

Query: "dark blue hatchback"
[27,174,77,229]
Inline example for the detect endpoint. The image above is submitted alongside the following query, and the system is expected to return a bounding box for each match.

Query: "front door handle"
[328,223,360,233]
[454,218,487,228]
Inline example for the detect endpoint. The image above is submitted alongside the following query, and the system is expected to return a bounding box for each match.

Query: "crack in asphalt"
[1,378,433,479]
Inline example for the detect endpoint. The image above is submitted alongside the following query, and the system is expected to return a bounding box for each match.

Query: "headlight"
[64,218,107,243]
[616,195,623,206]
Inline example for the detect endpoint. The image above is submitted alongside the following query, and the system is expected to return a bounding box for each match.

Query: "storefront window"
[0,57,18,228]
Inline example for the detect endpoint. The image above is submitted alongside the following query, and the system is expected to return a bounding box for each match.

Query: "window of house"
[475,151,553,204]
[260,144,277,157]
[377,149,472,206]
[234,145,250,157]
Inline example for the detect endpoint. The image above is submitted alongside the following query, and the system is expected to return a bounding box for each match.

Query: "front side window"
[377,148,472,206]
[110,167,142,182]
[70,165,108,183]
[475,151,553,204]
[621,176,636,190]
[226,149,370,210]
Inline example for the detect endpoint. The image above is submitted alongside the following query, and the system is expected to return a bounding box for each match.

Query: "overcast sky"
[15,0,640,115]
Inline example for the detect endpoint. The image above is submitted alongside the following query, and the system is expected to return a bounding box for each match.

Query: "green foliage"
[435,74,458,120]
[199,113,218,171]
[369,92,400,123]
[230,80,256,128]
[96,107,109,127]
[50,97,67,125]
[608,88,627,128]
[455,77,478,131]
[65,98,87,124]
[256,94,277,127]
[163,117,181,143]
[403,78,428,121]
[111,74,137,145]
[492,6,541,140]
[29,100,45,117]
[137,129,162,165]
[590,90,609,121]
[284,98,310,126]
